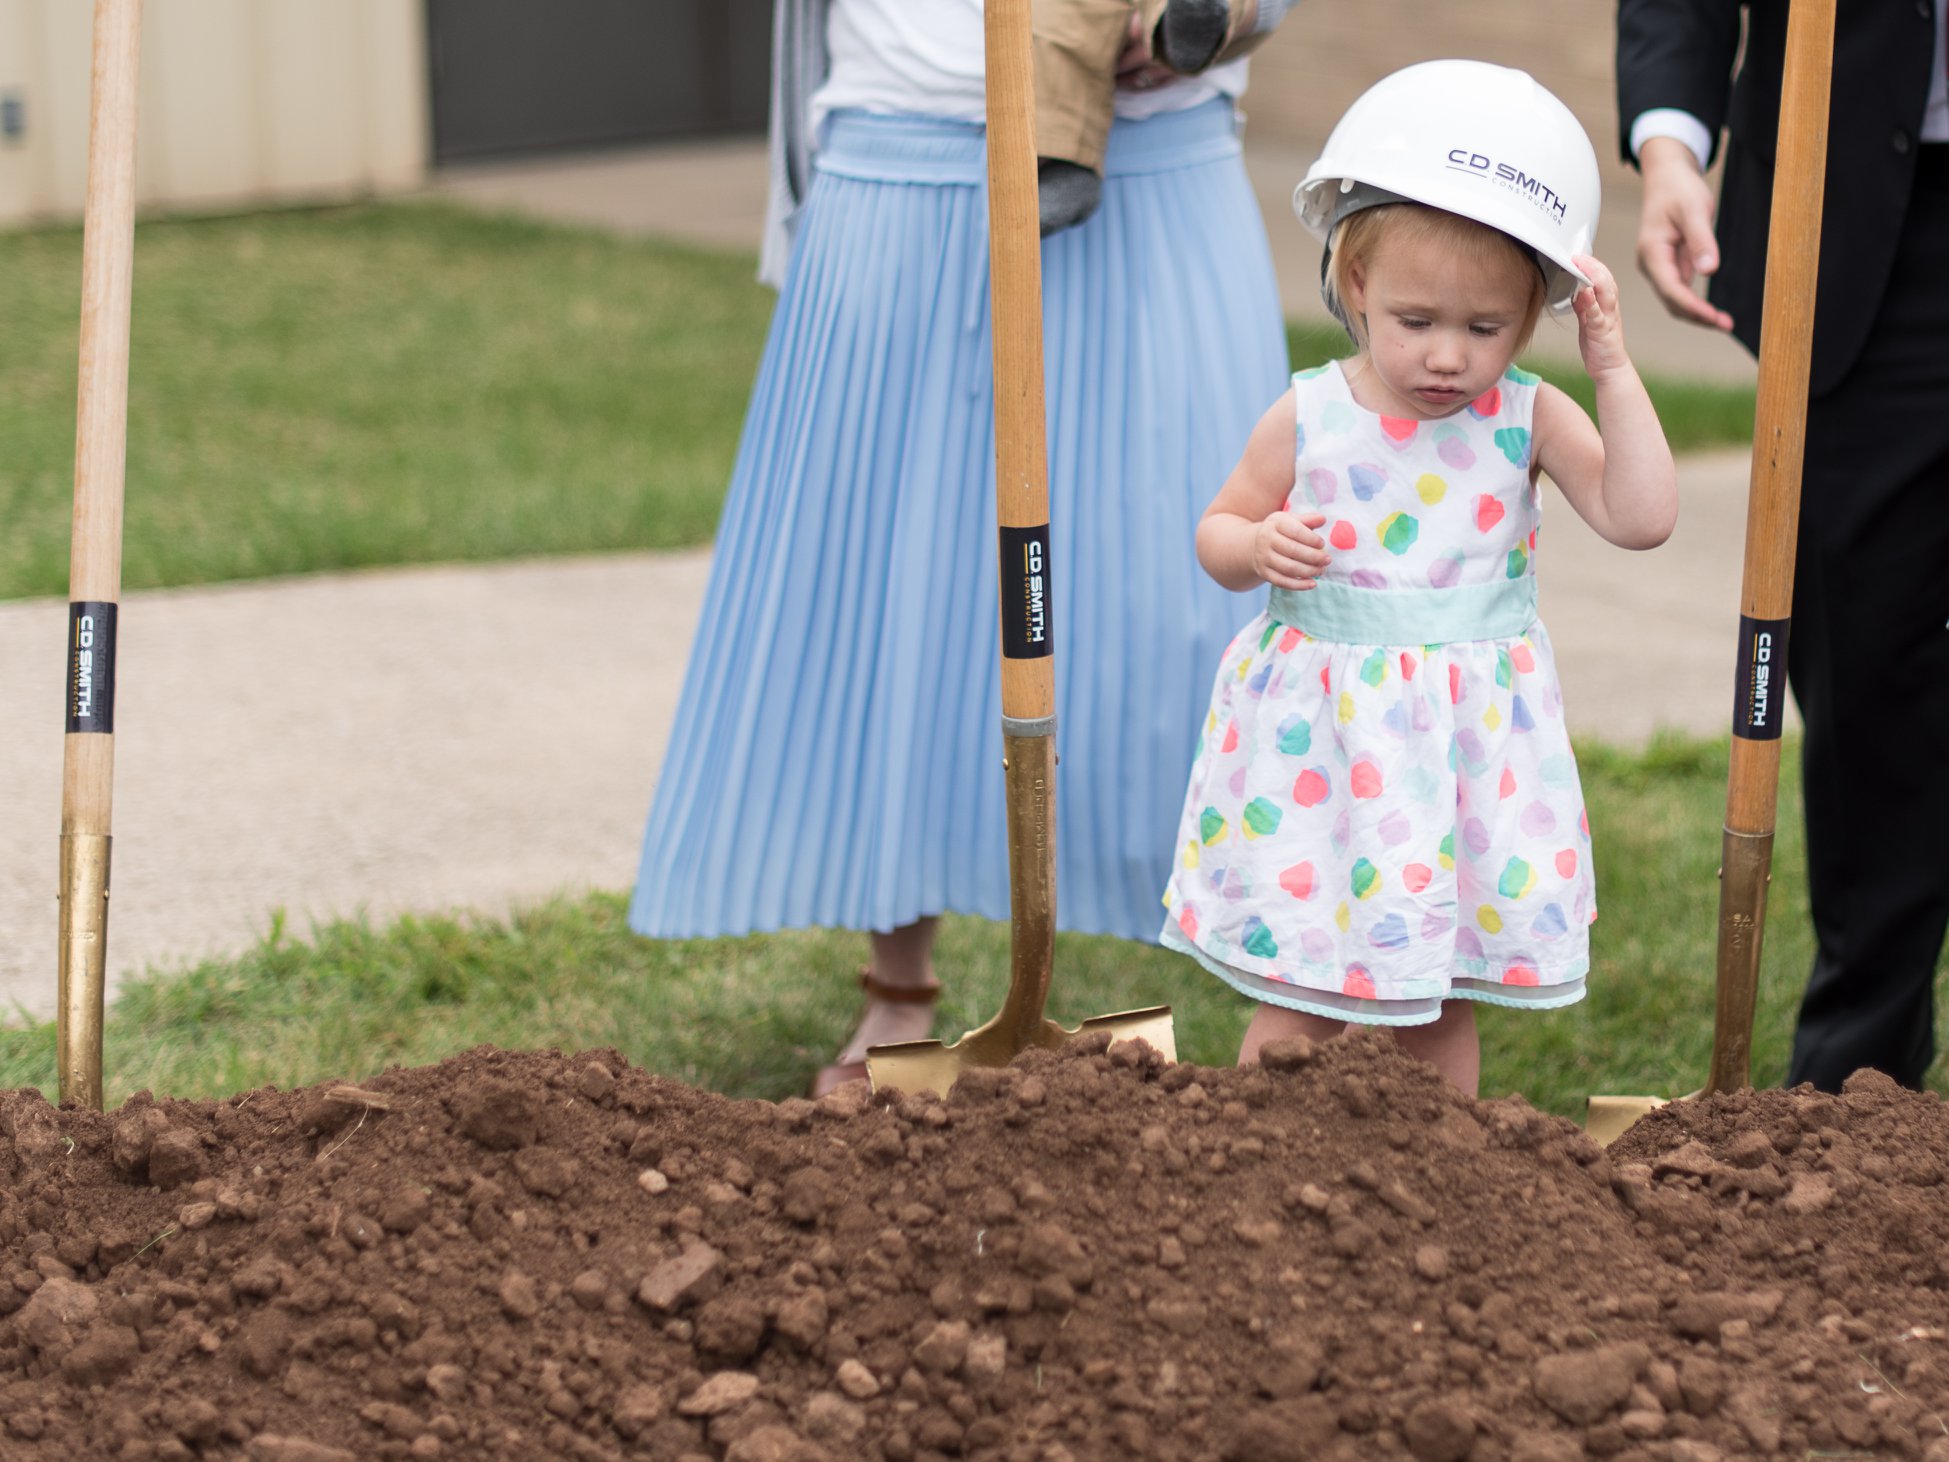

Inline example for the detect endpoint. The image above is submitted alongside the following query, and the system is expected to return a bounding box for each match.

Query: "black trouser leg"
[1784,153,1949,1091]
[1786,457,1949,1089]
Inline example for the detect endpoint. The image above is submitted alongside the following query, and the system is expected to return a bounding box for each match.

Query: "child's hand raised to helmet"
[1534,253,1677,552]
[1253,509,1331,591]
[1570,255,1633,381]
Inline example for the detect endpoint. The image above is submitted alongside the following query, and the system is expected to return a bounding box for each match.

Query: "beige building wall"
[0,0,428,227]
[1246,1,1619,156]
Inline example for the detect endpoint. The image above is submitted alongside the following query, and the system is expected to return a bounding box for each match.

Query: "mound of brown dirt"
[3,1030,1948,1461]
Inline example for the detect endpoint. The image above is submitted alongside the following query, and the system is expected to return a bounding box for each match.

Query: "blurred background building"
[0,0,424,223]
[0,0,773,224]
[0,0,1608,225]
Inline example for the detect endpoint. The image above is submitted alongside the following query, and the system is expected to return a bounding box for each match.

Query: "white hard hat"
[1295,60,1601,314]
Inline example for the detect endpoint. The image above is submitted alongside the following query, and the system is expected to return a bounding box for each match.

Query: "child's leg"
[1238,1003,1345,1064]
[1240,999,1479,1094]
[1391,1001,1480,1098]
[1031,0,1131,234]
[1239,1000,1479,1095]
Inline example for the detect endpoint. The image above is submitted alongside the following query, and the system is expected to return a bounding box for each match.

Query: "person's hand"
[1635,136,1734,332]
[1253,509,1330,590]
[1570,255,1632,382]
[1114,10,1176,93]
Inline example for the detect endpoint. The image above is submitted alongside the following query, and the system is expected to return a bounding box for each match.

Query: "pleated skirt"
[630,97,1288,941]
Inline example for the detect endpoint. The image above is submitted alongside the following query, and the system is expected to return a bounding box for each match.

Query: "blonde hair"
[1324,204,1546,354]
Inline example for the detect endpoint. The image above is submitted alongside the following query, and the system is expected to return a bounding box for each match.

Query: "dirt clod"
[451,1078,538,1150]
[1403,1396,1477,1462]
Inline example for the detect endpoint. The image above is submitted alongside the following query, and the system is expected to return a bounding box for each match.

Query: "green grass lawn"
[0,203,771,600]
[0,203,1751,602]
[1287,320,1756,454]
[6,734,1915,1120]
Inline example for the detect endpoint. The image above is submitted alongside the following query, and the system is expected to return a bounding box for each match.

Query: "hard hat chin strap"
[1318,243,1356,337]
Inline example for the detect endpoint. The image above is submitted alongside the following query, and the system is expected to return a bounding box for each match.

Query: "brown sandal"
[810,967,943,1098]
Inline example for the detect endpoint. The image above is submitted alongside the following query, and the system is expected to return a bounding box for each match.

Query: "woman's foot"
[811,968,942,1097]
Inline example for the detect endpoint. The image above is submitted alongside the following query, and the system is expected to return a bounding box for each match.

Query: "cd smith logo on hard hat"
[1295,60,1603,314]
[1444,150,1571,226]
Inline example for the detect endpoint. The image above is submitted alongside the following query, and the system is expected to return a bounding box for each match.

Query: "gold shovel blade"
[1584,1094,1666,1147]
[1585,1088,1706,1147]
[866,1005,1175,1097]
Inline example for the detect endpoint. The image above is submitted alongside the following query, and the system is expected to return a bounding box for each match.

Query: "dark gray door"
[427,0,771,163]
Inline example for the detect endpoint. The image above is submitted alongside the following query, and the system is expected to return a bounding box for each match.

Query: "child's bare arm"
[1533,257,1678,551]
[1195,388,1330,592]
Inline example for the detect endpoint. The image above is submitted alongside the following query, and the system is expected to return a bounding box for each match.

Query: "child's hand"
[1570,255,1632,382]
[1253,509,1330,590]
[1535,255,1678,553]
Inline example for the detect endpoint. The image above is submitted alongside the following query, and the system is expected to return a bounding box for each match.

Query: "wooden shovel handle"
[64,0,141,833]
[58,0,143,1110]
[1708,0,1835,1095]
[983,0,1060,1041]
[68,0,140,617]
[985,0,1054,725]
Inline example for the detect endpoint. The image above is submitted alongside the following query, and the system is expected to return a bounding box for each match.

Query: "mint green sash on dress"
[1266,577,1537,647]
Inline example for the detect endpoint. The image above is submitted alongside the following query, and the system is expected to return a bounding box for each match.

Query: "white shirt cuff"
[1629,109,1714,171]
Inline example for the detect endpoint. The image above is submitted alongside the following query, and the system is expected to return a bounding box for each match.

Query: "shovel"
[56,0,144,1111]
[865,0,1176,1097]
[1586,0,1836,1146]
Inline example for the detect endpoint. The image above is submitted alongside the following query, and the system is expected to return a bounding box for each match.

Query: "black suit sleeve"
[1615,0,1746,166]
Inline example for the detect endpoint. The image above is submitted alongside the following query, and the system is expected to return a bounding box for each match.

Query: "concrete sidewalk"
[0,452,1773,1024]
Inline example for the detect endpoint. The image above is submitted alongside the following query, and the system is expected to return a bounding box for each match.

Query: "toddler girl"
[1160,61,1679,1094]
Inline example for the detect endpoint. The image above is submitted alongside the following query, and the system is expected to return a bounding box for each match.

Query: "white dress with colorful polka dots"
[1159,359,1594,1025]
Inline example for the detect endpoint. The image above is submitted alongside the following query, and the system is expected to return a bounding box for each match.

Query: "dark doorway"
[426,0,771,164]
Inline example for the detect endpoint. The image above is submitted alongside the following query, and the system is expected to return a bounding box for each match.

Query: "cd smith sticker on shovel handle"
[1733,614,1788,741]
[999,525,1053,660]
[66,601,118,734]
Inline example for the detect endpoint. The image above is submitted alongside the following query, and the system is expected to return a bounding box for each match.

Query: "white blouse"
[810,0,1247,137]
[764,0,1269,285]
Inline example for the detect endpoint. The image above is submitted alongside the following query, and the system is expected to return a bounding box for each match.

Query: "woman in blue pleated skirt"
[630,0,1289,1092]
